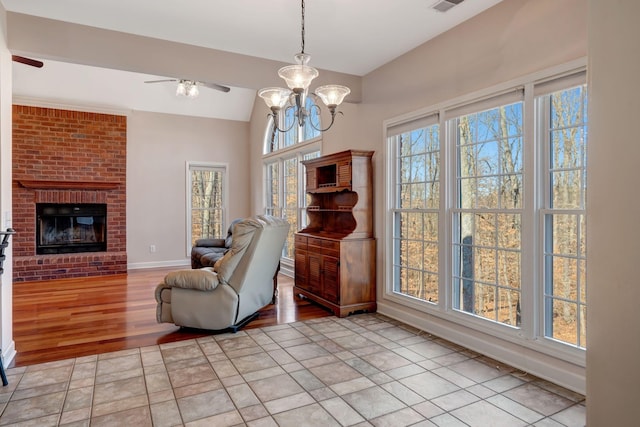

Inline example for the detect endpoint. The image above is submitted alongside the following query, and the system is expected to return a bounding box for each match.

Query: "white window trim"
[185,161,229,257]
[381,58,588,394]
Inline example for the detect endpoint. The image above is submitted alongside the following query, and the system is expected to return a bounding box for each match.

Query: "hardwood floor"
[11,268,332,367]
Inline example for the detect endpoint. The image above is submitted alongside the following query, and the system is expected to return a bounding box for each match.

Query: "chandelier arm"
[267,106,298,133]
[307,104,342,132]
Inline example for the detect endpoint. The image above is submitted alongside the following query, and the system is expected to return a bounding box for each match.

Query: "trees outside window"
[187,163,226,252]
[541,85,588,348]
[391,118,440,304]
[452,100,524,327]
[387,68,587,356]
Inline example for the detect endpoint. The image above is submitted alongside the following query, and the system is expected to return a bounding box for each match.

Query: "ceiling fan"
[12,55,44,68]
[144,78,230,98]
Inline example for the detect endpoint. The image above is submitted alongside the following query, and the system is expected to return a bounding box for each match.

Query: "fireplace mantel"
[17,180,120,190]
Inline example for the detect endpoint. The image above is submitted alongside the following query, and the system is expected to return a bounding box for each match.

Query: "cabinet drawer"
[307,237,325,249]
[321,239,340,251]
[322,239,340,257]
[295,234,308,248]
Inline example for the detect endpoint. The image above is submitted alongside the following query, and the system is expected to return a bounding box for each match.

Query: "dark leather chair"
[190,218,242,269]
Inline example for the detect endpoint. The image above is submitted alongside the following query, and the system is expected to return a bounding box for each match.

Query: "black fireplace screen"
[36,204,107,254]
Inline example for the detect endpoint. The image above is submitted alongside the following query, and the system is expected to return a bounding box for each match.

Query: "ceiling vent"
[432,0,464,13]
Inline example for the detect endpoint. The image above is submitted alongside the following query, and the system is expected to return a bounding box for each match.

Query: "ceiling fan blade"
[144,79,178,84]
[12,55,44,68]
[200,82,231,93]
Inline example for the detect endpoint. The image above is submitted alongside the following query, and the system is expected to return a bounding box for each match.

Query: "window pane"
[453,102,523,328]
[265,162,280,217]
[281,158,298,259]
[391,122,440,304]
[190,167,225,246]
[542,84,588,349]
[498,288,521,326]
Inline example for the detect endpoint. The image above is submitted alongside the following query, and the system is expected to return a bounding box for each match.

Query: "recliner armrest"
[194,238,226,248]
[164,268,220,291]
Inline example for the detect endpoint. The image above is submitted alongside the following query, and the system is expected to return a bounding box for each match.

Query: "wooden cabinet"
[294,150,376,317]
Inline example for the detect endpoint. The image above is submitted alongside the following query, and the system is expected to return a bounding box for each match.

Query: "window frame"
[185,161,228,257]
[383,60,588,368]
[537,80,588,349]
[388,114,441,306]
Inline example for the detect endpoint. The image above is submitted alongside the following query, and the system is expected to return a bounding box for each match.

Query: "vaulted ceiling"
[5,0,503,120]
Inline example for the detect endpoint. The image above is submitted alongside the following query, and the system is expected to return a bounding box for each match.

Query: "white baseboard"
[2,340,15,369]
[127,259,190,270]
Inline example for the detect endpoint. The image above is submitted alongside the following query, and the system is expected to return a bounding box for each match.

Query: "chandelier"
[258,0,350,133]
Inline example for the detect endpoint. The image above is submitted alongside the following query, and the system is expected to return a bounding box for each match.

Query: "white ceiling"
[5,0,503,120]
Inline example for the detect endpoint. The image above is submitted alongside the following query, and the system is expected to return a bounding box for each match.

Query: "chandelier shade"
[258,0,349,133]
[258,87,292,109]
[315,85,351,108]
[277,53,318,91]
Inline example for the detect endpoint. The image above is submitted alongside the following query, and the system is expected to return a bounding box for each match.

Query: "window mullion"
[520,82,537,341]
[442,113,454,312]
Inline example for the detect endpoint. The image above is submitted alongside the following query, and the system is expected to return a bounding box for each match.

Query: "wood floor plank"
[11,267,331,367]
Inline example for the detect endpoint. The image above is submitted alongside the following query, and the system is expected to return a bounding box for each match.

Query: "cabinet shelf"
[307,206,353,212]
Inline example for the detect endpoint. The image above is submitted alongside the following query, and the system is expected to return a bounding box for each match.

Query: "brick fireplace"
[12,105,127,282]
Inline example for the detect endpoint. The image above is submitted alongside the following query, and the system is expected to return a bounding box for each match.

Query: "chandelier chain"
[258,0,349,134]
[300,0,305,54]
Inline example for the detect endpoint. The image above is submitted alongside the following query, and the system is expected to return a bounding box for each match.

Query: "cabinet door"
[307,253,323,295]
[337,161,351,188]
[294,249,308,290]
[306,167,317,192]
[322,255,340,304]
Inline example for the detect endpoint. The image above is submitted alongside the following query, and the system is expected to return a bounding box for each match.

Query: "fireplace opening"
[36,203,107,254]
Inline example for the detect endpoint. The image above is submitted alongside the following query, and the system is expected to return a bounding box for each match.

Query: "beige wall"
[127,111,250,268]
[587,0,640,423]
[0,4,15,364]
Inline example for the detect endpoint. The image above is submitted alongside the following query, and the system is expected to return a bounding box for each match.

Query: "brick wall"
[12,105,127,281]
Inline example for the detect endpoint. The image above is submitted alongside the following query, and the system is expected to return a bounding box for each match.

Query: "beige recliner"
[155,215,289,332]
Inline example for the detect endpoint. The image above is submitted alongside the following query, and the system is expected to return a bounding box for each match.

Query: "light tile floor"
[0,314,585,426]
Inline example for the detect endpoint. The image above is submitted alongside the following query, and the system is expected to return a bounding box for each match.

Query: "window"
[390,115,440,304]
[386,67,587,362]
[187,163,227,252]
[451,96,524,327]
[263,96,322,265]
[539,83,588,348]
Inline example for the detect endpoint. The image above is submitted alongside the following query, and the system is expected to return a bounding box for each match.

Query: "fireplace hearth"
[36,203,107,254]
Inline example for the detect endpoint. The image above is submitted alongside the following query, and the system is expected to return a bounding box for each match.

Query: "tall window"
[390,116,440,304]
[452,96,524,327]
[264,96,321,264]
[187,163,227,251]
[386,67,587,362]
[539,83,588,348]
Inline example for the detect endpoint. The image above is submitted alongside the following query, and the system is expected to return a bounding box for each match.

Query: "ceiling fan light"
[176,81,187,96]
[315,85,351,107]
[258,87,292,109]
[187,83,199,98]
